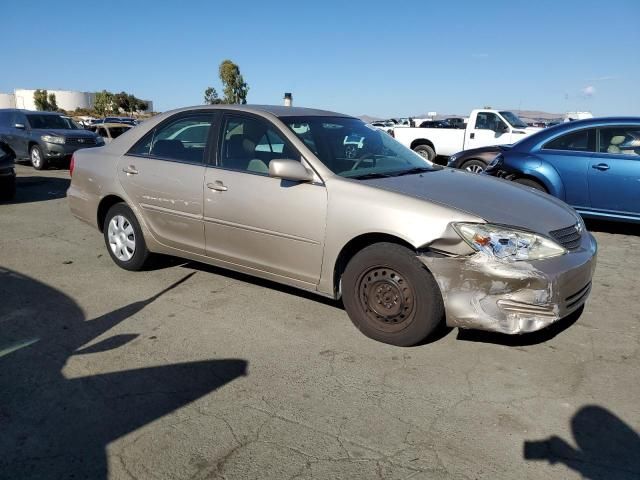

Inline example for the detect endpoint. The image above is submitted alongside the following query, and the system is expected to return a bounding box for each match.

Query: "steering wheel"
[350,152,376,170]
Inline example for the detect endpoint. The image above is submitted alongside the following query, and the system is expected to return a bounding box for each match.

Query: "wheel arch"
[97,194,127,232]
[410,138,435,152]
[332,232,417,299]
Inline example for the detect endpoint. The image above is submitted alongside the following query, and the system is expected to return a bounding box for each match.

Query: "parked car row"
[445,116,640,222]
[68,104,597,347]
[0,109,104,170]
[392,108,542,161]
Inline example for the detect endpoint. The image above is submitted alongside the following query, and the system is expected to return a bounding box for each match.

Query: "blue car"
[484,117,640,223]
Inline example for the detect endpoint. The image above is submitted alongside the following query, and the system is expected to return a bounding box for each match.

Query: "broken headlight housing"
[453,223,566,261]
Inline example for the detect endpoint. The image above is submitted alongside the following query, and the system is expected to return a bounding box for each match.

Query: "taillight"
[69,154,75,177]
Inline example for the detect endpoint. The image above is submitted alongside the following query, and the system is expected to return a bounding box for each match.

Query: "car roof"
[95,122,132,128]
[163,104,354,119]
[513,116,640,150]
[0,108,61,115]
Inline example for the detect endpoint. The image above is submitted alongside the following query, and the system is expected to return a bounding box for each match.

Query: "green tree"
[203,86,222,105]
[47,93,58,111]
[219,59,249,104]
[34,89,49,111]
[94,90,114,115]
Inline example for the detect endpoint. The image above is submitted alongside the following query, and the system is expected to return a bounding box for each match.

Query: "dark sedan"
[447,145,510,173]
[0,141,16,200]
[484,117,640,223]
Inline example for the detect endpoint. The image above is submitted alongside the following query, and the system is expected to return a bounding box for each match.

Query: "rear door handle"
[207,181,228,192]
[592,163,610,171]
[122,165,138,175]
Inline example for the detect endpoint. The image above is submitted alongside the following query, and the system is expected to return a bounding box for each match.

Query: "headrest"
[151,139,185,157]
[227,135,256,158]
[610,135,625,145]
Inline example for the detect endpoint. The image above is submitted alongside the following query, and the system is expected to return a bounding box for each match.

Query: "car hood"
[361,169,580,234]
[33,129,97,138]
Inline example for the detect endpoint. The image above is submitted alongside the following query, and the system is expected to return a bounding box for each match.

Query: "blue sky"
[3,0,639,117]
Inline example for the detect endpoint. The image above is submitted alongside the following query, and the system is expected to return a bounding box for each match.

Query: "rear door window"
[598,126,640,157]
[127,113,215,164]
[543,129,596,152]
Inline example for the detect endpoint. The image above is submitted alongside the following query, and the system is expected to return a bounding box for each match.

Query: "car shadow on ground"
[180,260,345,310]
[585,219,640,236]
[455,306,583,346]
[0,175,70,205]
[0,267,247,480]
[523,405,640,479]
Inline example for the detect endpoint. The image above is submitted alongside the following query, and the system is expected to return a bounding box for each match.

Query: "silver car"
[68,105,597,346]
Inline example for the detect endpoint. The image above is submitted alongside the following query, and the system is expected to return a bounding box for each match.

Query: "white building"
[0,88,153,113]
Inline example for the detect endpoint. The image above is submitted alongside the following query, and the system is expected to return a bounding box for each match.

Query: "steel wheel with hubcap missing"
[103,203,150,271]
[342,242,444,346]
[358,266,417,333]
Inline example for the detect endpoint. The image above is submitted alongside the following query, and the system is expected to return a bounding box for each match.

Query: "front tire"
[460,159,487,174]
[30,145,47,170]
[342,243,444,346]
[413,144,436,161]
[103,203,149,271]
[513,178,546,192]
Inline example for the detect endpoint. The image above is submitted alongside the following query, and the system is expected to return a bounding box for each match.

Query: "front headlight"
[486,153,503,170]
[453,223,566,261]
[41,135,65,145]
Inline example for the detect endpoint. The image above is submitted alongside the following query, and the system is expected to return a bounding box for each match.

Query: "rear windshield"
[109,126,131,138]
[27,114,78,130]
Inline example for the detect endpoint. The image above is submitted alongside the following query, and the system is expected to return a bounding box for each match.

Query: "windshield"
[282,116,438,178]
[27,114,79,130]
[499,111,528,129]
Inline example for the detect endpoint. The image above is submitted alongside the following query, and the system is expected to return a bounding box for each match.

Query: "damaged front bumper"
[418,232,597,334]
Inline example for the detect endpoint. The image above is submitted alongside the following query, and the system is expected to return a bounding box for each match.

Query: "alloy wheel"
[465,164,485,173]
[31,148,41,168]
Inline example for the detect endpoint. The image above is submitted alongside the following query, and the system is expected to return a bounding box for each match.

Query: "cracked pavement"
[1,166,638,479]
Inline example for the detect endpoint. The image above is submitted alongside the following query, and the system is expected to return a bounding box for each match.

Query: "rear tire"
[30,145,47,170]
[342,243,444,346]
[514,178,546,192]
[460,159,487,174]
[103,203,149,271]
[413,144,436,161]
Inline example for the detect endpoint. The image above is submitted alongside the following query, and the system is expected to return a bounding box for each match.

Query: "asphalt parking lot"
[1,165,639,480]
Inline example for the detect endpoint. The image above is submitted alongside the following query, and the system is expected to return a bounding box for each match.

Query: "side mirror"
[269,159,314,182]
[14,123,25,130]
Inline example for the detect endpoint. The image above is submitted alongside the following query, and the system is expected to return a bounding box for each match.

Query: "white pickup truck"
[392,109,541,161]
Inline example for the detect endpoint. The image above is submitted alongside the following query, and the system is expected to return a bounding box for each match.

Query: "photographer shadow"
[524,405,640,479]
[0,268,248,479]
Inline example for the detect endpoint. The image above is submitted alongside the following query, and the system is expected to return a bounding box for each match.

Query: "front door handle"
[470,133,475,139]
[122,165,138,175]
[592,163,610,171]
[207,181,228,192]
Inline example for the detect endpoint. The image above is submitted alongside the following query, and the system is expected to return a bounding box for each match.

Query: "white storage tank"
[0,93,16,108]
[13,89,94,111]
